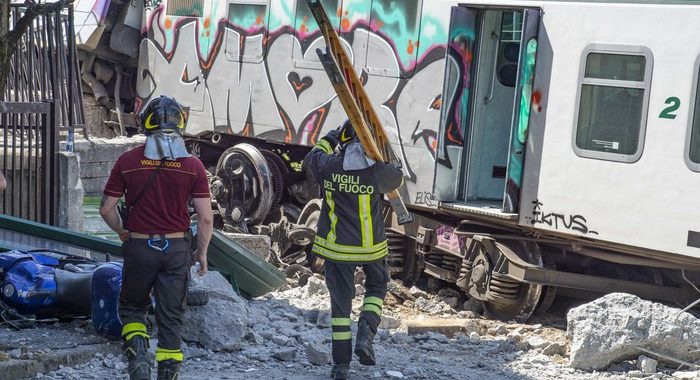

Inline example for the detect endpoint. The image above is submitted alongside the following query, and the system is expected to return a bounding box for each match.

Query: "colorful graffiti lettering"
[136,0,453,197]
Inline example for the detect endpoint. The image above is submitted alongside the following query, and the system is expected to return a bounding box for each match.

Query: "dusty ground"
[1,276,697,380]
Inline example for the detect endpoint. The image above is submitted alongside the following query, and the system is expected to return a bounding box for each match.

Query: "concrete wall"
[74,136,146,196]
[57,152,84,231]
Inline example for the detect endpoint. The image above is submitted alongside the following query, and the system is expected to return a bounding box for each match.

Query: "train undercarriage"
[187,132,700,322]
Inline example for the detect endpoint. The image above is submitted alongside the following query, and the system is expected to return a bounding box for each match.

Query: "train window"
[166,0,205,17]
[497,11,523,87]
[365,0,422,78]
[292,0,341,67]
[573,45,653,163]
[225,2,269,62]
[228,3,267,30]
[687,58,700,169]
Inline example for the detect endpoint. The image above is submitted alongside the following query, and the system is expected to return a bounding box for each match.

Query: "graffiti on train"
[525,200,599,235]
[435,225,466,252]
[135,2,454,192]
[413,191,436,207]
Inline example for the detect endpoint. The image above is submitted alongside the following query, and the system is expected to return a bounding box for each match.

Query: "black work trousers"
[324,259,390,365]
[119,237,190,354]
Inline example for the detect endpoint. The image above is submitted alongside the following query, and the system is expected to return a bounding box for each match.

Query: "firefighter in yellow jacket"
[303,120,404,380]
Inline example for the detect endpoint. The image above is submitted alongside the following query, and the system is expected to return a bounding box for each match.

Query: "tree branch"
[6,0,74,52]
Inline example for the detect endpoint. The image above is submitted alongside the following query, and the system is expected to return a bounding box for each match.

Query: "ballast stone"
[567,293,700,370]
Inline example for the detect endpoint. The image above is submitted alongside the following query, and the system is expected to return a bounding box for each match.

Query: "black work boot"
[330,363,350,380]
[157,359,182,380]
[123,335,151,380]
[354,318,376,366]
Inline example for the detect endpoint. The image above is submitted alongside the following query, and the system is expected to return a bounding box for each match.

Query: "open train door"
[433,6,479,202]
[433,6,540,217]
[503,9,540,213]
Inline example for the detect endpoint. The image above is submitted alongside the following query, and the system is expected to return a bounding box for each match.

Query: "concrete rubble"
[2,274,700,379]
[567,292,700,371]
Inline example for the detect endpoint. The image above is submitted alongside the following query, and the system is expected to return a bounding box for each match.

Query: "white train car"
[73,0,700,320]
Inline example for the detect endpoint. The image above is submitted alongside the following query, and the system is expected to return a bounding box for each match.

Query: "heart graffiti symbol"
[287,71,314,100]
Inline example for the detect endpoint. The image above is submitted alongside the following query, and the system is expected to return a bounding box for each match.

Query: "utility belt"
[129,232,186,239]
[128,231,191,253]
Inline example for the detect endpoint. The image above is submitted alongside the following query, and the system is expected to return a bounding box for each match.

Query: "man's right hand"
[196,251,208,276]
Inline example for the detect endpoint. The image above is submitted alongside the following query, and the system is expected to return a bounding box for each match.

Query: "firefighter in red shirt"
[99,96,213,380]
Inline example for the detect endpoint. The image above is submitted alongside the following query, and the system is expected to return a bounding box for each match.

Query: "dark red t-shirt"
[103,145,210,234]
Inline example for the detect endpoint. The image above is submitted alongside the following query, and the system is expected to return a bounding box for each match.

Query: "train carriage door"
[434,7,540,214]
[433,6,479,202]
[503,9,540,213]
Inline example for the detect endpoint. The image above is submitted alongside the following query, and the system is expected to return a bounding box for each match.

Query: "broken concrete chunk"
[182,272,249,351]
[305,343,331,365]
[414,298,442,314]
[671,370,700,379]
[304,277,329,296]
[272,335,291,346]
[406,318,483,338]
[527,336,549,350]
[272,347,298,362]
[409,286,429,299]
[316,310,332,328]
[567,293,700,371]
[378,314,401,330]
[542,343,565,356]
[636,355,658,374]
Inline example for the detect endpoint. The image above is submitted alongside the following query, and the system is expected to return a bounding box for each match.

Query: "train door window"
[166,0,205,17]
[497,12,522,87]
[686,56,700,170]
[225,1,269,63]
[573,45,652,162]
[292,0,341,68]
[365,0,422,78]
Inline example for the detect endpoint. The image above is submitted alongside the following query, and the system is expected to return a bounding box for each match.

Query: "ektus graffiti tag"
[527,200,598,235]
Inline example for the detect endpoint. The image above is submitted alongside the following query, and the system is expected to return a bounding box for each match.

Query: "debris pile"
[4,272,700,379]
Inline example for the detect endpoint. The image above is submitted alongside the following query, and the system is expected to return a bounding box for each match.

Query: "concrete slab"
[405,318,486,338]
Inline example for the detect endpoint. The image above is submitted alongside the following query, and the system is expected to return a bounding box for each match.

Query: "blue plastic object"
[0,250,124,338]
[0,250,59,316]
[91,262,124,338]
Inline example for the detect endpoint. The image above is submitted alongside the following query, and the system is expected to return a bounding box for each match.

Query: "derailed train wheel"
[470,239,543,322]
[213,144,274,226]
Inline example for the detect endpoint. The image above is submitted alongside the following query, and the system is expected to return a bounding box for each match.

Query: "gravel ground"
[3,276,697,380]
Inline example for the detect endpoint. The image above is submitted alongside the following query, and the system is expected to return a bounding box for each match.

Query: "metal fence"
[0,4,75,224]
[3,3,84,142]
[0,101,59,224]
